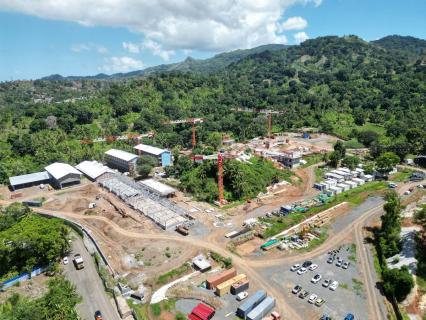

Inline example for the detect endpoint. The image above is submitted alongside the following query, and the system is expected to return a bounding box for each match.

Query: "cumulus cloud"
[122,41,140,54]
[1,0,321,52]
[71,42,108,54]
[280,16,307,31]
[294,31,309,44]
[142,39,175,61]
[99,56,144,73]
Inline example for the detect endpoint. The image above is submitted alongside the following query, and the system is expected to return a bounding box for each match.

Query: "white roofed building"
[75,160,114,181]
[139,179,177,197]
[9,171,51,191]
[105,149,138,173]
[134,144,171,167]
[192,254,211,272]
[45,162,82,189]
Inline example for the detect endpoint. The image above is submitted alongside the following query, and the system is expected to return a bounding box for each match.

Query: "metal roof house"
[9,171,51,191]
[75,160,114,181]
[104,149,138,173]
[134,144,171,167]
[139,179,176,197]
[45,162,82,189]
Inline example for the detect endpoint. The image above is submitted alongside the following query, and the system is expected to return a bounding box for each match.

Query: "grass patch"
[151,304,162,317]
[344,139,364,149]
[333,122,386,139]
[340,283,349,290]
[301,153,325,168]
[390,169,413,183]
[352,278,364,296]
[314,167,326,182]
[371,246,383,279]
[156,263,191,285]
[127,300,149,320]
[210,251,233,269]
[263,181,388,238]
[348,243,357,262]
[416,276,426,293]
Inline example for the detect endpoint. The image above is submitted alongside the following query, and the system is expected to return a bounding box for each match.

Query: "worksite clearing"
[4,131,423,320]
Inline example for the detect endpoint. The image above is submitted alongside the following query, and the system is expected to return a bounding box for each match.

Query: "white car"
[297,267,308,275]
[322,279,331,288]
[308,293,318,304]
[342,261,350,269]
[236,292,248,301]
[63,257,69,265]
[308,264,318,271]
[311,274,322,284]
[291,264,301,271]
[329,281,339,291]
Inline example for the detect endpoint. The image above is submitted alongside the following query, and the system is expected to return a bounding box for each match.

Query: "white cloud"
[122,41,140,54]
[142,39,175,61]
[280,16,307,31]
[99,56,144,73]
[1,0,321,52]
[294,31,309,44]
[71,42,108,54]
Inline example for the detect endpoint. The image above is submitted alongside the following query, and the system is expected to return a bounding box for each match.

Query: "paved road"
[63,234,120,320]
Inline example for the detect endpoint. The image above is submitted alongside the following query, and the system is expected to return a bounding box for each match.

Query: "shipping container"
[246,296,275,320]
[260,239,279,250]
[237,290,267,319]
[188,303,215,320]
[22,200,42,207]
[231,279,249,295]
[216,274,247,296]
[206,267,237,290]
[225,230,239,238]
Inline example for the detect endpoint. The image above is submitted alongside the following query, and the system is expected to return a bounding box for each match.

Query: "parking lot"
[260,244,368,319]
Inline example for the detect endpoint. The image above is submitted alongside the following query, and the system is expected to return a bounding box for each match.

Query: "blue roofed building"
[134,144,171,167]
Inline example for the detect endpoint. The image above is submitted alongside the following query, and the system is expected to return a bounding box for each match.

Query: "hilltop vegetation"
[1,35,426,184]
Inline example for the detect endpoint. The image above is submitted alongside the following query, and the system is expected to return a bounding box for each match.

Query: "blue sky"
[0,0,425,81]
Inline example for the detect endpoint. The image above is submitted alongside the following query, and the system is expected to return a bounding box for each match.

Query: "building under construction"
[97,173,187,230]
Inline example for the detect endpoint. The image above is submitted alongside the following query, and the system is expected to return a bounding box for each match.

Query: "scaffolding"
[98,173,187,230]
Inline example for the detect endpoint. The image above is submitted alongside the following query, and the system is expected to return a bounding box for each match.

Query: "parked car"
[302,260,313,268]
[298,289,309,299]
[311,274,322,284]
[327,257,334,264]
[236,291,248,301]
[308,293,318,304]
[292,285,302,294]
[388,182,397,188]
[329,281,339,291]
[344,313,354,320]
[322,279,331,287]
[320,314,331,320]
[297,267,308,275]
[291,263,301,271]
[342,261,350,269]
[336,260,343,267]
[94,310,103,320]
[315,298,326,307]
[63,257,69,265]
[308,263,318,271]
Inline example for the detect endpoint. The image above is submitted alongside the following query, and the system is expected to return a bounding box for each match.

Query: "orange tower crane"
[164,118,204,150]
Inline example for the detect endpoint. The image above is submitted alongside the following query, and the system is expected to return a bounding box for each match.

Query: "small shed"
[192,254,211,272]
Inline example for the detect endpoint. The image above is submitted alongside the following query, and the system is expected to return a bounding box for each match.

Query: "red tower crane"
[192,151,235,206]
[231,108,285,141]
[164,118,204,150]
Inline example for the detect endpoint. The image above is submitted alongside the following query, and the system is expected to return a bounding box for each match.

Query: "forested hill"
[41,44,287,80]
[0,35,425,182]
[372,35,426,62]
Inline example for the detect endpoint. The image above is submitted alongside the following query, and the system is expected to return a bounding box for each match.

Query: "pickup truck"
[73,254,84,270]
